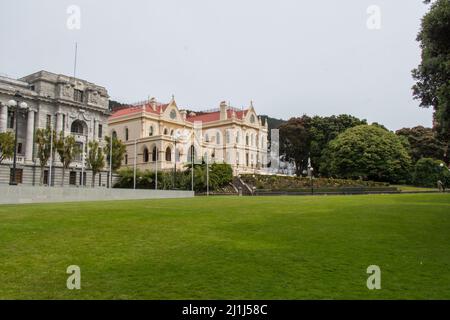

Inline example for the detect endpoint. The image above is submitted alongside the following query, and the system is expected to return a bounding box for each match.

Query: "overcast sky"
[0,0,434,130]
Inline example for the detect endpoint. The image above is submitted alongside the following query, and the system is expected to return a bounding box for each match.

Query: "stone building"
[108,97,269,175]
[0,70,111,186]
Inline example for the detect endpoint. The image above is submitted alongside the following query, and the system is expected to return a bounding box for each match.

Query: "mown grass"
[0,194,449,299]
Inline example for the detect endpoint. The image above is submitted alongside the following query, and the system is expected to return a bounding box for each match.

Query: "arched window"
[71,120,86,135]
[152,146,158,162]
[236,131,240,144]
[246,134,249,146]
[251,134,254,146]
[187,145,196,163]
[125,128,129,141]
[164,128,168,135]
[143,147,149,162]
[216,132,221,145]
[112,130,117,139]
[149,126,154,136]
[165,147,172,162]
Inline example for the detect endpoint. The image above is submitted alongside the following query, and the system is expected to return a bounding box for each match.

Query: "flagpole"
[109,133,113,188]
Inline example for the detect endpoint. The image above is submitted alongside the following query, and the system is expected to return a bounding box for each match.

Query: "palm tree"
[56,132,81,186]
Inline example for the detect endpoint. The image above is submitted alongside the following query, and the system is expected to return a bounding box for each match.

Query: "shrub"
[412,158,450,187]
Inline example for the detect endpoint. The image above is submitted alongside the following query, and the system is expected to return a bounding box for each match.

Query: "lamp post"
[7,93,28,185]
[172,132,186,190]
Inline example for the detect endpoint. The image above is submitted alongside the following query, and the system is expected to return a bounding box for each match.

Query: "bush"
[412,158,450,187]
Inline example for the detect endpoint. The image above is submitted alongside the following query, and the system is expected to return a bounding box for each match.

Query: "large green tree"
[412,0,450,161]
[55,133,81,186]
[279,114,367,176]
[35,128,56,185]
[0,132,15,164]
[396,126,446,163]
[103,135,126,172]
[321,125,412,183]
[87,140,105,187]
[279,116,311,176]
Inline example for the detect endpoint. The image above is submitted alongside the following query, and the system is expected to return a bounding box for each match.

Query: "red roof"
[110,101,248,124]
[110,103,169,119]
[186,109,247,123]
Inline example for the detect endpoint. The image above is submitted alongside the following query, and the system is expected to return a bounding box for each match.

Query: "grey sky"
[0,0,433,130]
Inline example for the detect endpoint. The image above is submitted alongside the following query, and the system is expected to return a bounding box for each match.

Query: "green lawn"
[1,194,449,300]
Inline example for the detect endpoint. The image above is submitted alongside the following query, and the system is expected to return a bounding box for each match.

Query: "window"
[125,128,129,141]
[9,168,23,184]
[46,115,52,128]
[17,143,23,154]
[236,132,240,144]
[7,111,15,129]
[98,124,103,139]
[112,130,117,139]
[216,132,220,144]
[164,128,168,135]
[69,172,77,185]
[152,147,158,162]
[205,134,209,142]
[125,154,128,165]
[246,134,249,146]
[43,170,49,185]
[175,149,180,162]
[62,114,66,134]
[143,147,149,162]
[165,147,172,162]
[71,120,85,135]
[251,134,254,146]
[79,172,87,186]
[74,89,84,103]
[246,153,249,166]
[149,126,153,136]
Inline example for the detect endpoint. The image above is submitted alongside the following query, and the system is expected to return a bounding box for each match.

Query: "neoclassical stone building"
[109,97,269,175]
[0,70,110,186]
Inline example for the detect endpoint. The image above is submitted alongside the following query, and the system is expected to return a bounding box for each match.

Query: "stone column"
[0,103,7,133]
[25,108,36,162]
[56,112,63,134]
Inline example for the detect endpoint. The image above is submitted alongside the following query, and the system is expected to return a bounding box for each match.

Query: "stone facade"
[0,70,111,186]
[108,98,269,175]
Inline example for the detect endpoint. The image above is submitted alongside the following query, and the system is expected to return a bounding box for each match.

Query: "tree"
[412,157,450,187]
[396,126,446,163]
[321,125,412,183]
[309,115,367,174]
[35,128,55,185]
[104,135,126,171]
[278,114,367,176]
[86,140,105,187]
[0,132,15,164]
[55,133,81,186]
[412,0,450,160]
[279,116,312,176]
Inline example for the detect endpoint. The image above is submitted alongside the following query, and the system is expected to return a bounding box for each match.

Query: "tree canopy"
[396,126,446,163]
[321,125,412,183]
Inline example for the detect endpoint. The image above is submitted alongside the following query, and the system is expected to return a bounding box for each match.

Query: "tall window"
[246,134,249,146]
[74,89,84,103]
[165,147,172,162]
[46,115,51,128]
[62,114,66,134]
[125,154,128,165]
[143,147,149,162]
[125,128,129,141]
[149,126,154,136]
[152,147,158,162]
[7,111,15,129]
[216,132,221,145]
[98,124,103,139]
[69,172,77,185]
[17,143,23,154]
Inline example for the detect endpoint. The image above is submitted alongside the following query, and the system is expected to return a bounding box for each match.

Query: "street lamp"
[172,132,186,189]
[8,94,28,185]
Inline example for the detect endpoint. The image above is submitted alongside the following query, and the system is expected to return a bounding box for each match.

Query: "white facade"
[0,71,110,186]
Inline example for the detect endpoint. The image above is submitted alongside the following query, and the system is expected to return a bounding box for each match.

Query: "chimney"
[220,101,227,120]
[149,97,156,111]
